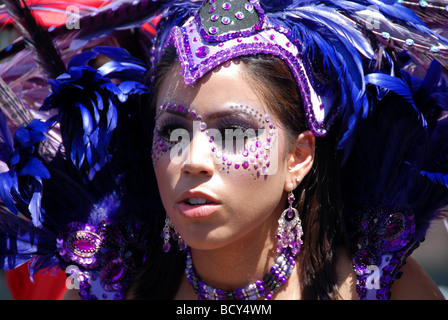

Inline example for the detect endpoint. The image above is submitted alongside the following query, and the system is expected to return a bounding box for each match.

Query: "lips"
[177,191,220,219]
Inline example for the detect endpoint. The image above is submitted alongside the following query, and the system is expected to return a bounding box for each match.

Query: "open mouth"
[177,194,220,219]
[185,198,215,206]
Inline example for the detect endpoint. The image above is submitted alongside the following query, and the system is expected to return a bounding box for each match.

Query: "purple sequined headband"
[164,0,338,136]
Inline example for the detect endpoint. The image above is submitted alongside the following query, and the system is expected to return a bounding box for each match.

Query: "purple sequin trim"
[352,205,417,300]
[57,219,148,300]
[171,26,334,136]
[57,222,105,269]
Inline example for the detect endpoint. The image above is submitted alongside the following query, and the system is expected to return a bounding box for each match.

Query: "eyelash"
[216,119,255,135]
[217,119,261,154]
[154,116,262,156]
[155,118,187,139]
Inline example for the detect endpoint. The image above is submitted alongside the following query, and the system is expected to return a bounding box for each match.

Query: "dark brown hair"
[239,54,348,299]
[129,47,348,300]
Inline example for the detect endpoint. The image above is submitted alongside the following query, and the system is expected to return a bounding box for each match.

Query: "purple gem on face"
[195,46,210,58]
[211,14,220,22]
[209,5,216,13]
[199,122,207,131]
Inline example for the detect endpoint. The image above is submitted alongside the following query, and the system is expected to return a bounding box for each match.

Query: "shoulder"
[333,249,445,300]
[389,257,445,300]
[334,247,358,300]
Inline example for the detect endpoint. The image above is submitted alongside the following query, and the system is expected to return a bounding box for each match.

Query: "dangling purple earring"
[275,191,303,255]
[162,217,187,252]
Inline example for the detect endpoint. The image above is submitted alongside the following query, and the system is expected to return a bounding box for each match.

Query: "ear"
[284,130,315,192]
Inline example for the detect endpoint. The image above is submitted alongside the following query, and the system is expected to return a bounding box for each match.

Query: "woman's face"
[152,60,297,251]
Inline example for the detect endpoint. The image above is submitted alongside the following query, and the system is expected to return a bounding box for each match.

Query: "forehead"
[156,60,267,115]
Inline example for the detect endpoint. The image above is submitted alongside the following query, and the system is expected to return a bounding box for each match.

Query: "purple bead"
[265,114,271,122]
[235,11,244,20]
[162,242,171,253]
[211,14,220,22]
[209,26,218,34]
[195,46,210,58]
[222,2,231,10]
[221,17,231,25]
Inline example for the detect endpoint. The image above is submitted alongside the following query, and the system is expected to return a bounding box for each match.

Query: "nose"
[181,130,215,177]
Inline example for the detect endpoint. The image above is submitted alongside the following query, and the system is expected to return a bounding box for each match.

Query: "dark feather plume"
[3,0,66,79]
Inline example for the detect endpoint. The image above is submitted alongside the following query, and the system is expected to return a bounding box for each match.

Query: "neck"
[192,220,278,290]
[176,210,302,300]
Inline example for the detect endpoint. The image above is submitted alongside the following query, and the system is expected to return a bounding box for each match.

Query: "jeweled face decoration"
[152,103,279,178]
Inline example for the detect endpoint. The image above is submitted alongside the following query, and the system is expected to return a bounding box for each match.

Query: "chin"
[180,225,239,251]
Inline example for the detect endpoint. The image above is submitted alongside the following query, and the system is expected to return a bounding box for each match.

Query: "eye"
[217,119,259,154]
[155,118,188,140]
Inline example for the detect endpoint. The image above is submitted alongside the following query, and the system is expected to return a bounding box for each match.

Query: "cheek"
[151,134,182,208]
[207,113,280,179]
[151,133,175,165]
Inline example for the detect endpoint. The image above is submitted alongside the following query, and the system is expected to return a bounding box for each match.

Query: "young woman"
[0,0,447,300]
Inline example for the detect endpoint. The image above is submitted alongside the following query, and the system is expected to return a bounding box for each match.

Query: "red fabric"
[6,264,67,300]
[0,0,159,36]
[0,0,110,27]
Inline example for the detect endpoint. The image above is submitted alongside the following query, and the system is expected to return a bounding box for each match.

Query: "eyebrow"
[156,105,261,124]
[155,105,200,120]
[205,109,258,123]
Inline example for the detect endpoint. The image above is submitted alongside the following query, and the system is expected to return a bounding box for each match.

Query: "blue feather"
[0,211,55,270]
[420,171,448,188]
[366,0,426,26]
[0,171,19,215]
[19,157,50,179]
[0,109,13,164]
[365,73,427,128]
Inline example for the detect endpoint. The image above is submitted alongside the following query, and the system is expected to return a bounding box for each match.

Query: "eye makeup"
[152,103,278,178]
[152,103,206,163]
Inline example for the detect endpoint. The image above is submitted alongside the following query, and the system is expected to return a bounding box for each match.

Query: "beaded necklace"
[185,248,297,300]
